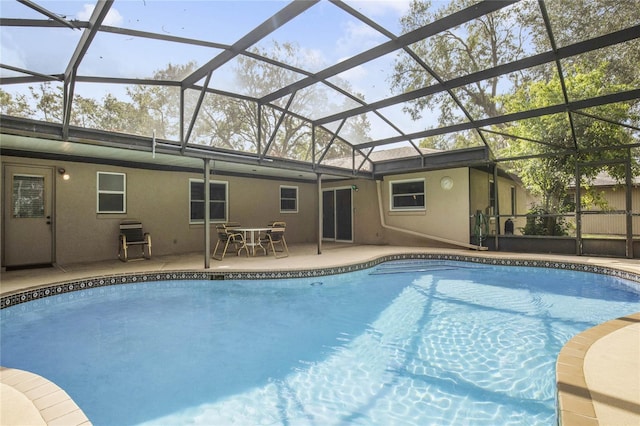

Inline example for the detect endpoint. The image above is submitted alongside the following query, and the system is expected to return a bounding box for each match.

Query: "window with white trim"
[280,185,298,213]
[97,172,126,213]
[390,179,425,211]
[190,179,228,223]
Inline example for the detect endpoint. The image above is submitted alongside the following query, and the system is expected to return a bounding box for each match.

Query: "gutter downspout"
[376,180,487,251]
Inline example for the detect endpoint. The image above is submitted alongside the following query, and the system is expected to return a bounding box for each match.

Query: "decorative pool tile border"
[2,252,639,309]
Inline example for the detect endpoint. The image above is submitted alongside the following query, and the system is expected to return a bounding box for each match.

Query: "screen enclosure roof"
[1,0,639,181]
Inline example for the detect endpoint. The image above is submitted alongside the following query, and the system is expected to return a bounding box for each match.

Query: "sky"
[1,0,438,141]
[1,1,412,81]
[1,1,637,153]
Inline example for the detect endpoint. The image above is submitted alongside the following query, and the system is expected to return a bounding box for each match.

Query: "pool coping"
[2,252,639,426]
[556,312,640,426]
[0,367,91,425]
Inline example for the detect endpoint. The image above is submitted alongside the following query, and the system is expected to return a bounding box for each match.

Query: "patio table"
[231,227,271,256]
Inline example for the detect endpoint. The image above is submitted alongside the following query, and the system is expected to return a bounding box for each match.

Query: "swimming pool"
[2,259,639,425]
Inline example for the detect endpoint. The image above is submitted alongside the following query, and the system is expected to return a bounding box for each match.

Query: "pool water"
[2,260,639,425]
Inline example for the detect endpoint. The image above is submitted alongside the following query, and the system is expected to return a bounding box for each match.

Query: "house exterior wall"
[469,168,489,216]
[375,168,470,247]
[469,168,532,235]
[322,168,473,248]
[321,178,387,245]
[1,156,318,265]
[2,154,532,266]
[579,185,640,236]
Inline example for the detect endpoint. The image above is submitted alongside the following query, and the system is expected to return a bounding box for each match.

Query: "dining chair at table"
[259,221,289,258]
[213,223,248,260]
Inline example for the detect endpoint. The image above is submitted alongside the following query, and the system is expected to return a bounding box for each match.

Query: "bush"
[522,205,569,236]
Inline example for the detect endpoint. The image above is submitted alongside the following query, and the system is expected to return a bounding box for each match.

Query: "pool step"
[369,261,473,275]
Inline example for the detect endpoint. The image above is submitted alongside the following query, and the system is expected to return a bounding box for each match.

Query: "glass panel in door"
[322,190,335,239]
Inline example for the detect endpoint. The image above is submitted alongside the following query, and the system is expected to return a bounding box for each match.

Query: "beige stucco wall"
[469,168,532,235]
[2,154,533,266]
[321,178,386,245]
[578,186,640,236]
[2,156,318,265]
[321,168,473,248]
[379,168,470,247]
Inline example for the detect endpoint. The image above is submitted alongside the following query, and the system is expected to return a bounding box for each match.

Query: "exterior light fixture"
[351,184,358,192]
[440,176,453,190]
[58,167,70,180]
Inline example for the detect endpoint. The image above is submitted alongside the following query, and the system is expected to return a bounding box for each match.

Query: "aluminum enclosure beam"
[182,1,318,88]
[260,1,516,104]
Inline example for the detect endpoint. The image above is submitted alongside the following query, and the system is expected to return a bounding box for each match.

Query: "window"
[97,172,126,213]
[390,179,425,211]
[12,175,45,218]
[280,185,298,213]
[190,179,227,223]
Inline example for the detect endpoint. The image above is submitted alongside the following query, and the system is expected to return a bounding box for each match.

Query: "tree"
[2,43,370,166]
[392,0,638,236]
[30,82,63,122]
[98,93,145,134]
[392,0,532,130]
[127,62,197,140]
[192,41,368,163]
[0,89,33,117]
[393,0,639,151]
[529,0,640,87]
[2,82,151,134]
[499,63,638,234]
[72,96,101,129]
[186,42,320,159]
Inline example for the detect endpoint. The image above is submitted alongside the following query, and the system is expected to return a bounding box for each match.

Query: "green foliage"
[521,205,570,236]
[420,130,484,151]
[0,89,33,117]
[394,0,639,209]
[537,0,640,87]
[393,0,531,126]
[30,82,63,122]
[0,43,370,165]
[499,63,637,214]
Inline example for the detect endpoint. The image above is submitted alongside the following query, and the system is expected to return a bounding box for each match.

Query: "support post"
[625,155,633,259]
[317,173,322,255]
[575,164,582,255]
[204,159,211,268]
[493,164,500,250]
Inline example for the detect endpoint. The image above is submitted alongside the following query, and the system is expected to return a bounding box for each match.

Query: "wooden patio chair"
[118,219,151,261]
[259,221,289,258]
[213,223,248,260]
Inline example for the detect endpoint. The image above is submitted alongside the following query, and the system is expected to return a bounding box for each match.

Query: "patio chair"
[118,219,151,261]
[260,221,289,258]
[213,223,248,260]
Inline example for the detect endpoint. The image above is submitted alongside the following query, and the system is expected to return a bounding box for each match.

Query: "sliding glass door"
[322,188,353,242]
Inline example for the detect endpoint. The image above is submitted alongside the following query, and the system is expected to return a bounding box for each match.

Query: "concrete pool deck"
[1,244,639,426]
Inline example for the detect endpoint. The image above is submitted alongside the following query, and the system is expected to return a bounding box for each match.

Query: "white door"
[3,164,54,267]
